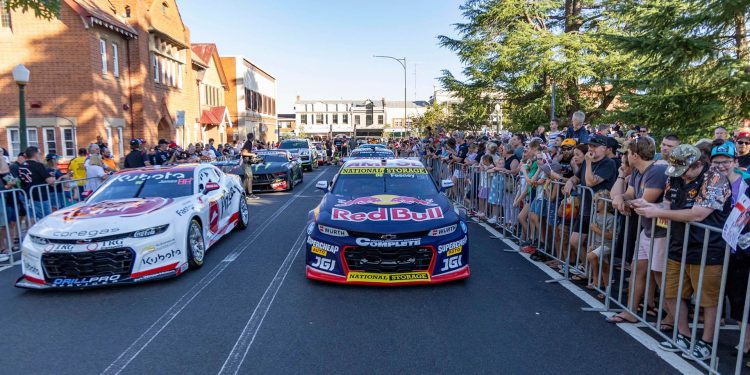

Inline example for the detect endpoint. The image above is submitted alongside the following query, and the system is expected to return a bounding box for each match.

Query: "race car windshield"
[256,153,289,163]
[350,150,394,158]
[88,171,195,202]
[279,141,307,149]
[331,167,437,197]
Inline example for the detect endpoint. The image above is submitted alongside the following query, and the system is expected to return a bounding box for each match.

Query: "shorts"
[634,230,668,272]
[478,187,489,199]
[591,245,611,259]
[664,259,723,307]
[530,199,544,216]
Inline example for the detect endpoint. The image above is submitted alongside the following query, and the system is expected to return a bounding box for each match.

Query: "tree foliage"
[5,0,60,20]
[439,0,750,139]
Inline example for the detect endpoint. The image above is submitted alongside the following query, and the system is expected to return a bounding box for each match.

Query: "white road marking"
[101,171,329,375]
[477,221,701,375]
[218,229,306,375]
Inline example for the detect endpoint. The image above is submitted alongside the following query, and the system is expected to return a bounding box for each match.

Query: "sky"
[179,0,467,114]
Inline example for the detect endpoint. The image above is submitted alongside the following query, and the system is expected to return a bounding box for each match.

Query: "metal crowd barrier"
[0,189,30,265]
[428,158,747,373]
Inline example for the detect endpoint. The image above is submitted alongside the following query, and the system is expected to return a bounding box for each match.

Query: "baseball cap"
[169,142,178,149]
[606,137,620,151]
[588,134,608,147]
[711,142,736,159]
[665,144,701,177]
[561,138,577,147]
[45,153,59,161]
[129,139,141,147]
[158,139,169,145]
[736,132,750,141]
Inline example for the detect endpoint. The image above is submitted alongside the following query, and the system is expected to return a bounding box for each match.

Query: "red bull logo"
[332,207,444,222]
[335,194,436,207]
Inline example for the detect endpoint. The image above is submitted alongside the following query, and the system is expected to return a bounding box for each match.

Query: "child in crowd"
[586,190,615,295]
[477,154,494,218]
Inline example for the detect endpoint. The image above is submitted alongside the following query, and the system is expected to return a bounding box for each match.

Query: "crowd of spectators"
[415,113,750,365]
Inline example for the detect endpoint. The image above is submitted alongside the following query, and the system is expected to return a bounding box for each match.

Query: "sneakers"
[658,333,691,352]
[0,253,9,262]
[487,217,497,224]
[246,194,260,202]
[683,339,712,361]
[521,245,536,254]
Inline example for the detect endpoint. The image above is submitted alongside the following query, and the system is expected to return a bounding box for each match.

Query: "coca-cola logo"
[62,197,173,221]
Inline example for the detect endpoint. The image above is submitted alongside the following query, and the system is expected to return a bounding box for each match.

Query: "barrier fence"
[423,155,750,374]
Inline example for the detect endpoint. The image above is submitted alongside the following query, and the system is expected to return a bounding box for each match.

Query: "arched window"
[0,0,12,29]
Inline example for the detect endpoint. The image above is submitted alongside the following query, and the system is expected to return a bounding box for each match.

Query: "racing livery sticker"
[336,194,436,207]
[346,272,430,283]
[355,238,421,247]
[331,207,444,222]
[61,198,173,221]
[209,201,219,233]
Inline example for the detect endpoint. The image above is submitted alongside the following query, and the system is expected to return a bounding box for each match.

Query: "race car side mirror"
[441,179,454,188]
[315,181,329,190]
[204,181,221,193]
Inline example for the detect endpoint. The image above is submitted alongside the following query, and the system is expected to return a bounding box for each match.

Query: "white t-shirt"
[84,165,106,191]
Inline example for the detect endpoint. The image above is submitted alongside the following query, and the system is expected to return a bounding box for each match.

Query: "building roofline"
[221,55,276,81]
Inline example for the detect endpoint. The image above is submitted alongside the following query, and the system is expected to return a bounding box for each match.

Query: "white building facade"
[294,97,427,138]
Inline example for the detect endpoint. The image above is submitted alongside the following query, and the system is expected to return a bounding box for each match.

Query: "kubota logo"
[335,195,436,207]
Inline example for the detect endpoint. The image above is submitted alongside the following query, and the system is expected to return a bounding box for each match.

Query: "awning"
[65,0,138,39]
[200,106,232,127]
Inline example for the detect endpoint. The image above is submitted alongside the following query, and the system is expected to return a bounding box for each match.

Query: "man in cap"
[124,139,150,169]
[633,144,732,360]
[563,134,617,254]
[735,131,750,170]
[153,139,171,165]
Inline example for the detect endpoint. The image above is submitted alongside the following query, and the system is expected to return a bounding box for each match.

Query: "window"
[300,114,307,125]
[342,114,348,124]
[124,5,131,17]
[0,0,11,29]
[100,39,107,74]
[366,113,373,126]
[378,115,384,125]
[112,43,119,77]
[177,64,183,88]
[61,128,76,158]
[151,54,159,82]
[43,128,56,155]
[7,128,40,157]
[117,128,124,158]
[315,114,323,124]
[332,114,338,124]
[161,2,168,14]
[355,116,361,126]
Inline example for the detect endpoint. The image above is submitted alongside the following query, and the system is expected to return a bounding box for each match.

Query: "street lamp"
[12,64,30,151]
[373,55,407,137]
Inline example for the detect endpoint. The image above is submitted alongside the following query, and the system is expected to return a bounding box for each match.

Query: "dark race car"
[305,159,469,285]
[211,150,303,192]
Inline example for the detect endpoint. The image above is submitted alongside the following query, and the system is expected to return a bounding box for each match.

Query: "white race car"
[15,164,249,289]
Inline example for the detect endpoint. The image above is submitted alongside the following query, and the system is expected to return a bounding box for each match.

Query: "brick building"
[190,43,231,146]
[0,0,194,160]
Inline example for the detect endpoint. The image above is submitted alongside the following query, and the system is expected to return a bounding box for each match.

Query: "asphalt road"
[0,165,679,375]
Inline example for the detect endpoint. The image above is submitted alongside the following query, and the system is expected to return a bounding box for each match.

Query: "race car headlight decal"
[29,235,48,245]
[317,224,348,237]
[132,224,170,238]
[274,172,287,177]
[460,221,468,234]
[428,224,457,237]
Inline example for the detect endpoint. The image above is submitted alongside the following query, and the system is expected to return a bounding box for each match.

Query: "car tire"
[299,170,303,183]
[236,197,249,230]
[286,174,294,191]
[187,219,205,269]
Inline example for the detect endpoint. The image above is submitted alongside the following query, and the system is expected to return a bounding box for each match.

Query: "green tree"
[5,0,60,20]
[412,101,449,135]
[607,0,750,140]
[438,0,637,130]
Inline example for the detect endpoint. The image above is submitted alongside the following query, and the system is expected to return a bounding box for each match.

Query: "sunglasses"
[737,141,750,145]
[561,147,573,151]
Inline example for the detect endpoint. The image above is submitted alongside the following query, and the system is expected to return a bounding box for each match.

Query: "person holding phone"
[563,135,617,264]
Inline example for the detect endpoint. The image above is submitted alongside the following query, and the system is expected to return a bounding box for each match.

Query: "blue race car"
[306,159,469,285]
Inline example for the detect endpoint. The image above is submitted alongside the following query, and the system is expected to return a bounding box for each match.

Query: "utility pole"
[374,55,407,136]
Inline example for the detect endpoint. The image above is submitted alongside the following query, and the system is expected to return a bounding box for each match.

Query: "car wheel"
[236,197,249,230]
[187,219,205,269]
[299,169,303,183]
[286,174,294,191]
